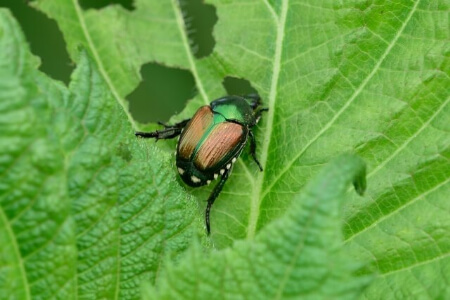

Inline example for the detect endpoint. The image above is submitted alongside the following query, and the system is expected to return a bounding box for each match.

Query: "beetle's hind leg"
[135,119,190,140]
[205,170,231,235]
[249,130,263,171]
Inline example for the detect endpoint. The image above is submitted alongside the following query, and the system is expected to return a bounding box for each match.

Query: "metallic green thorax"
[211,96,256,125]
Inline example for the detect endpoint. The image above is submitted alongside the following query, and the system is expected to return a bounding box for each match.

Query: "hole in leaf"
[180,0,217,58]
[222,76,258,96]
[79,0,134,11]
[3,0,74,84]
[127,63,196,123]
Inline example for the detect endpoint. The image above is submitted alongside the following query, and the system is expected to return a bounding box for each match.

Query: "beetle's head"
[241,94,268,126]
[242,94,263,111]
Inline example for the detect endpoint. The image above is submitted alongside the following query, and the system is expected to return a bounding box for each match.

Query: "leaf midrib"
[259,0,421,200]
[246,0,289,240]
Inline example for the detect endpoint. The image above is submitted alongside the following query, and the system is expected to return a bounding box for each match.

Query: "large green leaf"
[144,155,372,299]
[0,10,202,300]
[1,0,449,298]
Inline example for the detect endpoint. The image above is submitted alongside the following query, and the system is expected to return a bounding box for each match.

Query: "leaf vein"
[170,0,209,105]
[344,176,449,243]
[367,96,449,180]
[380,252,450,276]
[0,207,30,300]
[70,0,137,129]
[261,0,421,199]
[246,0,289,240]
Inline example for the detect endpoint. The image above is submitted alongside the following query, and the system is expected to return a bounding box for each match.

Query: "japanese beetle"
[135,94,267,234]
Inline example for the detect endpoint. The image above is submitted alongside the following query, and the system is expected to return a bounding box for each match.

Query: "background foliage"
[0,0,449,299]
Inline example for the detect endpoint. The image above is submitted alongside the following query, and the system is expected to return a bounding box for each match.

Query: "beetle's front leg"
[249,130,263,171]
[205,170,230,235]
[135,119,190,140]
[252,107,268,126]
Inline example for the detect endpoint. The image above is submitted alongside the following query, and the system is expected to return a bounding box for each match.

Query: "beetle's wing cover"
[178,106,213,160]
[194,122,245,171]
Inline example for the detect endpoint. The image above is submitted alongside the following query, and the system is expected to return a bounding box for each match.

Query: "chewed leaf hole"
[3,0,74,84]
[79,0,134,11]
[222,76,259,96]
[179,0,217,58]
[127,63,197,123]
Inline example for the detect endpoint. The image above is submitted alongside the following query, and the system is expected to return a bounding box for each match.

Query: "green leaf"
[0,10,202,300]
[32,0,226,128]
[143,155,372,299]
[3,0,450,298]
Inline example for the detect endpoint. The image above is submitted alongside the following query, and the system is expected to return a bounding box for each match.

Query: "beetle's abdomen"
[194,122,244,171]
[178,106,213,160]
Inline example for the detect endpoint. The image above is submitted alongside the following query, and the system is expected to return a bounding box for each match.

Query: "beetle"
[135,94,267,234]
